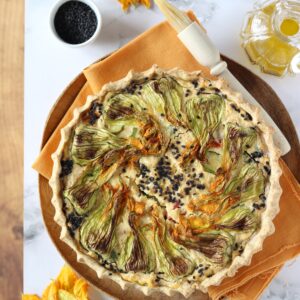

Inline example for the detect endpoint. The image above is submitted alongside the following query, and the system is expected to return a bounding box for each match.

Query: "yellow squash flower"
[22,265,89,300]
[118,0,151,11]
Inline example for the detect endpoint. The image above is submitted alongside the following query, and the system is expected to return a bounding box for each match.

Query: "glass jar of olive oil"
[241,0,300,76]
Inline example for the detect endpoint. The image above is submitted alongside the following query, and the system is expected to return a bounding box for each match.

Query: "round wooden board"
[39,56,300,300]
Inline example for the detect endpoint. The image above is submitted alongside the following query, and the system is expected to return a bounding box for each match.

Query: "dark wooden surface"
[39,56,300,300]
[0,1,24,300]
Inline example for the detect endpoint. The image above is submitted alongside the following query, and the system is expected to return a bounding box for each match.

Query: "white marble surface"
[24,0,300,299]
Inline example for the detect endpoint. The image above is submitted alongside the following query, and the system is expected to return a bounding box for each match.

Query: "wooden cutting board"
[0,1,23,300]
[39,56,300,300]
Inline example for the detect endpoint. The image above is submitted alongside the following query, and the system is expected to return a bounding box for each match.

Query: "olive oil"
[241,1,300,76]
[280,18,299,36]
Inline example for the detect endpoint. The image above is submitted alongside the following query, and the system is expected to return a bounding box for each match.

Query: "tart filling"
[50,66,282,297]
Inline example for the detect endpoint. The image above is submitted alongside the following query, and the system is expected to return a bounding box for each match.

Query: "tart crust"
[49,65,282,298]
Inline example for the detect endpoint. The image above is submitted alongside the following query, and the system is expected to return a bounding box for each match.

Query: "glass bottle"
[241,0,300,76]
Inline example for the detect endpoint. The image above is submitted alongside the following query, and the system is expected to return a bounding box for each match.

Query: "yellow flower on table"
[118,0,151,11]
[22,265,89,300]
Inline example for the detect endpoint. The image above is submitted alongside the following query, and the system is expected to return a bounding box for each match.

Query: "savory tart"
[50,66,282,297]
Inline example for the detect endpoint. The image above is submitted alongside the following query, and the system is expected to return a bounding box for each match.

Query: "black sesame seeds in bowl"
[50,0,102,47]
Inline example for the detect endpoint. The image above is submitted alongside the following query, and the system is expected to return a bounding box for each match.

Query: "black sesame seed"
[184,187,191,195]
[192,80,199,88]
[60,159,73,177]
[251,151,264,159]
[173,183,179,190]
[54,1,98,44]
[264,165,271,176]
[259,194,267,201]
[230,103,240,113]
[197,184,205,190]
[244,112,253,121]
[88,102,102,125]
[67,212,84,231]
[253,203,260,209]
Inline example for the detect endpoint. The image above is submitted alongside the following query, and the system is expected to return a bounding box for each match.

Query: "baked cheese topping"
[58,70,272,291]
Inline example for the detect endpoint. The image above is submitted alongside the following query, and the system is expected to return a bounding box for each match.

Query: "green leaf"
[203,150,222,174]
[124,213,156,273]
[63,161,121,215]
[71,125,126,166]
[103,91,167,155]
[222,123,257,169]
[140,81,166,116]
[216,205,259,231]
[223,164,266,202]
[80,185,127,255]
[152,212,194,279]
[155,78,185,125]
[173,230,234,266]
[117,234,135,271]
[104,93,145,119]
[186,94,224,155]
[63,165,101,215]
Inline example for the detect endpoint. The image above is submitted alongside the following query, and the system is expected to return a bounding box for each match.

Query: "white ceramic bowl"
[49,0,102,47]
